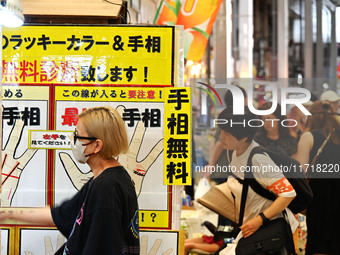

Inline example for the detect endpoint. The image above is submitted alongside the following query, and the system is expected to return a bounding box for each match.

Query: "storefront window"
[253,0,278,79]
[288,0,305,79]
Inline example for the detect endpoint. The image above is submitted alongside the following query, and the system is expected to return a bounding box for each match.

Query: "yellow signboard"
[3,26,174,86]
[54,86,165,102]
[164,88,192,185]
[1,26,187,247]
[139,210,169,228]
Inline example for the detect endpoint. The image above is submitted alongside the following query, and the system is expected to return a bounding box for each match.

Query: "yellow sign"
[3,26,174,86]
[164,87,192,185]
[55,86,165,102]
[1,26,185,240]
[139,210,169,228]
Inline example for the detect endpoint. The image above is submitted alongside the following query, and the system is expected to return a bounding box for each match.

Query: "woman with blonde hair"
[296,100,340,255]
[0,106,140,254]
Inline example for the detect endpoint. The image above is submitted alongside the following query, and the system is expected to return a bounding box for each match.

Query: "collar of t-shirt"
[231,140,259,164]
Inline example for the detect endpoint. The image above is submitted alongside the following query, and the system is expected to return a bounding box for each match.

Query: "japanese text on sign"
[3,106,40,126]
[3,26,174,85]
[3,34,162,53]
[55,86,164,102]
[164,88,191,185]
[29,131,71,150]
[60,107,162,128]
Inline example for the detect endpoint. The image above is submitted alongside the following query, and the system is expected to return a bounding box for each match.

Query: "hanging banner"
[155,0,223,62]
[154,0,181,25]
[176,0,223,62]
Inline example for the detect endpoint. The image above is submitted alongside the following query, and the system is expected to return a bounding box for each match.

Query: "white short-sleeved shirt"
[228,141,298,233]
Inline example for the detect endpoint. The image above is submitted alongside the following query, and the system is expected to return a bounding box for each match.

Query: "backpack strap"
[238,176,249,226]
[234,146,277,225]
[238,147,266,226]
[246,146,277,201]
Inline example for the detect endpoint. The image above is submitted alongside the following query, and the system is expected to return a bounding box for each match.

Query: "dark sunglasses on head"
[73,130,97,145]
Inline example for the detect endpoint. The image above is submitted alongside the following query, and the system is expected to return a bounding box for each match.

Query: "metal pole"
[277,0,289,78]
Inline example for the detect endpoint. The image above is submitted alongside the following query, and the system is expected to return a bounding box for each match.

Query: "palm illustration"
[1,119,37,206]
[59,106,164,196]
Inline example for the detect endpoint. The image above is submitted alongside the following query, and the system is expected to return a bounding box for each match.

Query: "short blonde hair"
[78,106,129,158]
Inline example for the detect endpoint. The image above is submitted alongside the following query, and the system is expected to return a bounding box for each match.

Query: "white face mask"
[70,139,90,164]
[70,131,96,164]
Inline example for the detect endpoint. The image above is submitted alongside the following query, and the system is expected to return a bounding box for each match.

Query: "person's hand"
[240,215,263,238]
[140,235,173,255]
[59,106,164,196]
[1,119,37,206]
[24,234,65,255]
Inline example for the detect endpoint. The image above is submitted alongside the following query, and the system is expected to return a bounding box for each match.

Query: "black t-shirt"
[305,130,340,254]
[254,134,298,156]
[51,166,139,255]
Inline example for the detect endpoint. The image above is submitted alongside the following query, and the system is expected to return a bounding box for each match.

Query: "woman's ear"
[94,139,104,154]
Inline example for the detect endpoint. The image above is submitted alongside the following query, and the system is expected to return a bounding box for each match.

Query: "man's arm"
[240,195,295,238]
[0,206,54,225]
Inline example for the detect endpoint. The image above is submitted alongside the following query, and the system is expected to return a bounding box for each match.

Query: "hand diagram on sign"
[1,119,37,206]
[24,234,65,255]
[141,235,173,255]
[59,153,92,190]
[117,106,164,195]
[59,105,164,196]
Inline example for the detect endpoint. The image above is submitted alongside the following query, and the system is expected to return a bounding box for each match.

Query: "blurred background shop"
[130,0,340,173]
[138,1,340,252]
[131,2,340,237]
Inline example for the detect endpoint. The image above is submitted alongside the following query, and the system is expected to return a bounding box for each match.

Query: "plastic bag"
[194,177,211,200]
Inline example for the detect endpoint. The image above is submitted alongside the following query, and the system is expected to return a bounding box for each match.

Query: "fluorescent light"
[0,0,24,27]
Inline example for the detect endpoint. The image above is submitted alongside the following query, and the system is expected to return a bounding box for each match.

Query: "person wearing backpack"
[296,100,340,255]
[217,106,299,255]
